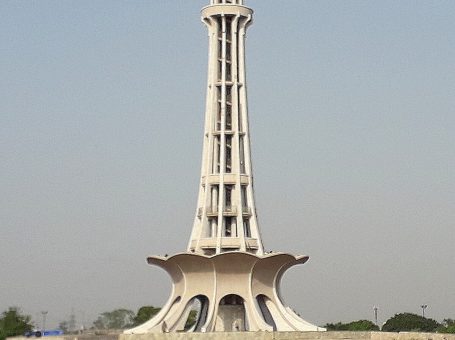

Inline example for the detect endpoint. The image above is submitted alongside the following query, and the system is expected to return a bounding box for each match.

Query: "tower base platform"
[9,332,455,340]
[124,252,323,333]
[120,332,455,340]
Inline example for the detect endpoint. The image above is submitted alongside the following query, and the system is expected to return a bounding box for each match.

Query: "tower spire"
[188,0,263,255]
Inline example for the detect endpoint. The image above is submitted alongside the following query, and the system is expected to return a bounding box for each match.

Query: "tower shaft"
[188,1,263,255]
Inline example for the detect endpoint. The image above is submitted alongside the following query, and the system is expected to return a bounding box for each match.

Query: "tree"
[93,309,134,330]
[131,306,197,330]
[184,310,198,330]
[132,306,161,326]
[58,321,69,334]
[0,307,33,340]
[347,320,379,331]
[382,313,440,332]
[325,322,347,331]
[325,320,379,331]
[437,319,455,334]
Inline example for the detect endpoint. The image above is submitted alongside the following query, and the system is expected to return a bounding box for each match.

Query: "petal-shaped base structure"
[124,252,325,333]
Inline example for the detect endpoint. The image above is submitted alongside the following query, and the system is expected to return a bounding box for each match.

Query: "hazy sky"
[1,0,454,329]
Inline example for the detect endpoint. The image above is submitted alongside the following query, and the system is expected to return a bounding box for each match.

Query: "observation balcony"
[202,174,251,185]
[198,206,239,217]
[190,237,259,250]
[202,3,252,18]
[242,207,252,216]
[197,206,252,218]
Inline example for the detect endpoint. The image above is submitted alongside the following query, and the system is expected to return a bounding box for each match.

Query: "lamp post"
[421,304,428,318]
[41,311,48,334]
[373,306,379,326]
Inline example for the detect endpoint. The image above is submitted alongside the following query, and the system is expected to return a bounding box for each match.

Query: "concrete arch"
[216,294,246,331]
[189,295,210,332]
[256,294,277,331]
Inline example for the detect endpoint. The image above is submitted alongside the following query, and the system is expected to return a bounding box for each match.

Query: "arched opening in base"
[184,295,209,332]
[215,294,246,332]
[256,294,277,331]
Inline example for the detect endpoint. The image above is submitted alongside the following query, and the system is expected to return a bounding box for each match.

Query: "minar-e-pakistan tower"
[125,0,323,333]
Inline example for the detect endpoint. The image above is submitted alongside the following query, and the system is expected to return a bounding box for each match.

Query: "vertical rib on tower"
[188,0,263,255]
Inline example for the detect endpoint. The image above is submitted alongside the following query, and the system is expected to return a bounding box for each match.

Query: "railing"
[224,205,237,214]
[198,206,240,216]
[242,206,251,215]
[206,208,218,216]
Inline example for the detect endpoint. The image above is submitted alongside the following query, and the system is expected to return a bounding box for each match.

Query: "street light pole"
[373,306,379,326]
[421,304,428,318]
[41,311,48,334]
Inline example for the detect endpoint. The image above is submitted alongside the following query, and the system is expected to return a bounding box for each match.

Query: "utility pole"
[41,311,48,333]
[421,304,428,318]
[373,306,379,326]
[69,308,76,333]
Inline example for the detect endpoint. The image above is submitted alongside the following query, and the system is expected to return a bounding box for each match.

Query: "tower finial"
[209,0,245,5]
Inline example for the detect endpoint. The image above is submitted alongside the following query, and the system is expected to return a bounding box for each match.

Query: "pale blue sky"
[1,0,454,329]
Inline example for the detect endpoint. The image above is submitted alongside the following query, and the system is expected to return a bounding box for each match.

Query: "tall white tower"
[188,0,262,255]
[124,0,324,334]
